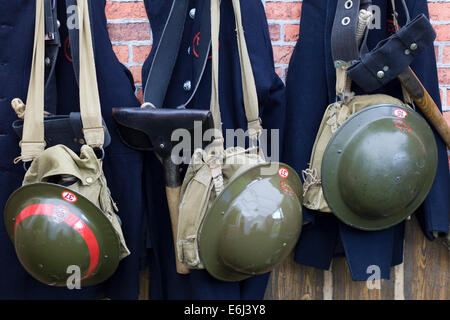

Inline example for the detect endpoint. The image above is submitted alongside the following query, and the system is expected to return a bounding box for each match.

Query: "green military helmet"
[198,162,303,282]
[4,182,121,287]
[322,104,438,231]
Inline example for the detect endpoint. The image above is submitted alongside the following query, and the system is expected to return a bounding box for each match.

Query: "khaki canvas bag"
[177,0,267,269]
[15,0,129,259]
[302,7,410,213]
[302,94,409,212]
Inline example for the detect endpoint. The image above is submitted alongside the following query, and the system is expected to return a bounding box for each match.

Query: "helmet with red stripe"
[4,182,121,287]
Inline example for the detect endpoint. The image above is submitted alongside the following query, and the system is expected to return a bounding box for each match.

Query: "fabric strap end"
[82,127,105,147]
[19,141,46,162]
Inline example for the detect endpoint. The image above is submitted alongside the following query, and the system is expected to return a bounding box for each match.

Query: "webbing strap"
[210,0,262,143]
[331,0,364,62]
[20,0,46,162]
[77,0,104,148]
[331,0,372,100]
[20,0,104,162]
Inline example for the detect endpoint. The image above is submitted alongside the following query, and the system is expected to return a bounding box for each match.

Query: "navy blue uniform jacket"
[141,0,286,299]
[0,0,144,299]
[283,0,450,280]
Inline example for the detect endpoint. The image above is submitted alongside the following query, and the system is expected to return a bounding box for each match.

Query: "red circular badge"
[278,167,289,179]
[393,108,408,119]
[62,191,78,203]
[394,120,411,133]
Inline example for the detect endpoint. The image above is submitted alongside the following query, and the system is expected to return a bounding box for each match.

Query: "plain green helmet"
[322,104,438,231]
[4,182,121,287]
[198,162,303,282]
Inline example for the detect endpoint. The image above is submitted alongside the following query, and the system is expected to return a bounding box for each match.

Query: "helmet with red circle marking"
[4,182,121,287]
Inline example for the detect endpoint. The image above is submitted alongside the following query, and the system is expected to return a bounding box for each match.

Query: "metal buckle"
[23,161,31,172]
[93,147,105,161]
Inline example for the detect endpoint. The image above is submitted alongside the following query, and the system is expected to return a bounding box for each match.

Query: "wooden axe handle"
[398,67,450,147]
[165,186,190,275]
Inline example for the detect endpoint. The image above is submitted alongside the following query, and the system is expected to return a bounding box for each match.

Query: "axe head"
[112,107,214,159]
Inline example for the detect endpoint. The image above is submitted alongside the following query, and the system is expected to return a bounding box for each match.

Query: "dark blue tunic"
[141,0,286,299]
[0,0,143,299]
[283,0,449,280]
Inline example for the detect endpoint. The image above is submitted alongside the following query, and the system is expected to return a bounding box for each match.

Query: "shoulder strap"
[143,0,189,108]
[77,0,104,148]
[44,0,61,114]
[65,0,96,85]
[331,0,372,101]
[331,0,371,62]
[20,0,46,162]
[231,0,262,143]
[207,0,263,195]
[19,0,104,162]
[210,0,262,144]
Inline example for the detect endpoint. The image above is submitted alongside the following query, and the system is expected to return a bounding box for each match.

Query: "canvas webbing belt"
[331,0,372,101]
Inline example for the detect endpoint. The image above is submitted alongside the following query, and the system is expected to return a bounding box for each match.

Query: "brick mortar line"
[437,44,443,64]
[267,19,300,24]
[431,20,450,24]
[107,19,149,24]
[128,44,134,65]
[122,62,144,68]
[111,40,152,45]
[272,41,298,46]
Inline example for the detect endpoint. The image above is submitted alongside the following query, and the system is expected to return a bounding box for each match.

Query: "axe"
[112,107,214,274]
[346,14,450,147]
[397,67,450,146]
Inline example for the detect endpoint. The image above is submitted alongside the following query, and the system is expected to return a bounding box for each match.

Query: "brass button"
[377,71,385,79]
[404,49,411,55]
[410,43,418,51]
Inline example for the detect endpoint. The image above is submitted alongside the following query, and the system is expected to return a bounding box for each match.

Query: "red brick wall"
[106,0,450,161]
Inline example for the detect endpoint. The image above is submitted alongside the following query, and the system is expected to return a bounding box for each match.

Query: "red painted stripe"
[14,203,100,279]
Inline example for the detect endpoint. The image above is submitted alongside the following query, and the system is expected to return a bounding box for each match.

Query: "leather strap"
[143,0,189,107]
